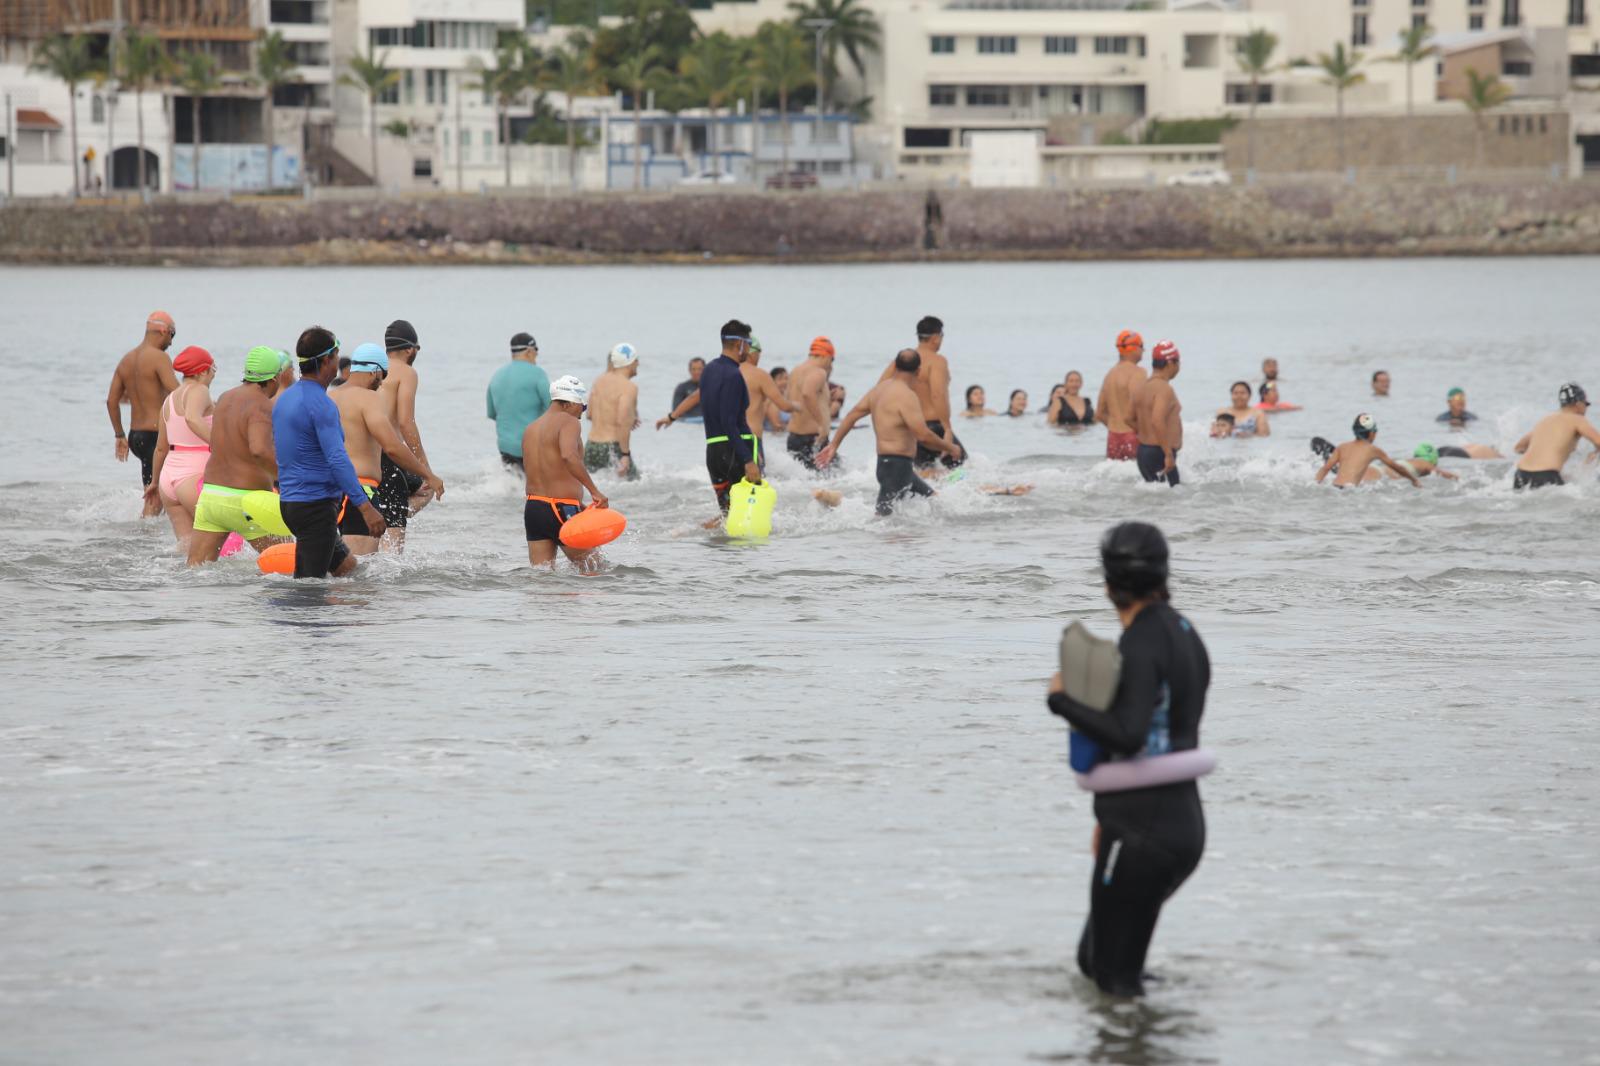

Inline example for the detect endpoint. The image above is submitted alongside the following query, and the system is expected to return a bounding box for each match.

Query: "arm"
[1046,641,1165,756]
[366,405,444,498]
[559,420,607,509]
[486,383,497,420]
[1149,390,1175,467]
[144,409,170,505]
[1094,383,1108,424]
[1513,432,1531,455]
[616,385,637,474]
[1047,395,1064,423]
[1578,419,1600,450]
[930,359,953,431]
[909,406,958,454]
[808,378,831,433]
[731,377,760,482]
[246,408,278,479]
[656,389,699,430]
[815,394,875,466]
[394,372,428,462]
[154,358,179,396]
[1435,467,1459,481]
[1376,448,1421,487]
[181,385,212,444]
[1256,410,1270,437]
[1315,448,1337,483]
[107,364,129,459]
[762,374,795,414]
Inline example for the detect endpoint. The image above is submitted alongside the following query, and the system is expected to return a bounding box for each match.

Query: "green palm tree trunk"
[632,90,643,190]
[135,87,147,191]
[779,84,790,178]
[501,107,510,188]
[264,93,275,190]
[566,110,577,191]
[1247,75,1258,173]
[369,96,379,187]
[68,83,80,198]
[191,92,202,190]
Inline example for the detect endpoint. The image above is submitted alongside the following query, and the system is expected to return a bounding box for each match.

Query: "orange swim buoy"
[257,542,296,575]
[559,506,626,550]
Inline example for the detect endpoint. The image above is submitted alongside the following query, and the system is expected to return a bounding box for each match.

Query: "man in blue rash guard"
[1047,522,1210,997]
[698,319,763,513]
[272,326,387,578]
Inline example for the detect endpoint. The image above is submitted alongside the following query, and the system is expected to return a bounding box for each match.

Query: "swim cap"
[384,319,419,351]
[810,336,836,358]
[1258,381,1278,399]
[147,310,174,331]
[550,375,588,406]
[1353,412,1377,438]
[1413,443,1440,464]
[348,342,388,374]
[510,331,536,353]
[243,345,282,382]
[1559,381,1587,406]
[749,336,762,355]
[1447,387,1465,400]
[1151,340,1179,367]
[172,345,213,376]
[609,342,638,369]
[1100,522,1169,593]
[1116,329,1143,353]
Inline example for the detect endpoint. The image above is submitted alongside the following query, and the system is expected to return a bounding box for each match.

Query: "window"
[1094,36,1130,55]
[928,85,957,106]
[1503,59,1532,76]
[482,129,492,162]
[403,70,415,106]
[91,95,104,123]
[904,127,952,148]
[977,36,1016,54]
[1412,13,1427,28]
[1470,13,1485,28]
[378,80,399,105]
[1352,14,1370,45]
[1540,115,1548,133]
[815,121,841,144]
[1570,0,1587,25]
[930,35,954,54]
[1045,36,1077,55]
[1503,0,1521,26]
[1468,0,1483,5]
[413,157,432,177]
[425,69,435,105]
[965,85,1011,106]
[821,160,843,174]
[1226,83,1272,105]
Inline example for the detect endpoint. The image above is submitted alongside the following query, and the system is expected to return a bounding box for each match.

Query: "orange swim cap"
[147,310,174,331]
[1116,329,1143,353]
[809,336,836,358]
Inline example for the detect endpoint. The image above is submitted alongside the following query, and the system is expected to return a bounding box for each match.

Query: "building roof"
[16,108,63,130]
[1429,29,1525,56]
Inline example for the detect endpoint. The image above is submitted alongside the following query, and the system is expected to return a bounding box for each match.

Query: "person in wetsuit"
[1046,522,1209,997]
[697,320,763,513]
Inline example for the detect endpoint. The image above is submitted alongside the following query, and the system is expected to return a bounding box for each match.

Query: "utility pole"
[5,92,13,200]
[803,18,833,185]
[454,71,463,192]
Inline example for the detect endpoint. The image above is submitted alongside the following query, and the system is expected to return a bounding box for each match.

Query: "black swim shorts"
[1512,469,1563,490]
[1137,444,1180,487]
[280,497,351,578]
[915,421,965,469]
[706,439,744,512]
[375,454,424,528]
[875,454,935,516]
[524,497,581,544]
[127,430,158,486]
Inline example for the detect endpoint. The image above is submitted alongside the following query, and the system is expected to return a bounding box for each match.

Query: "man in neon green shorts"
[188,346,293,565]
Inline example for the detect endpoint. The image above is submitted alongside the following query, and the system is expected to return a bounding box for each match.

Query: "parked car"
[679,170,739,186]
[1165,168,1233,187]
[765,171,819,190]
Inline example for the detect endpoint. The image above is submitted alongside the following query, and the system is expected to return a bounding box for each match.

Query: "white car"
[1165,168,1232,187]
[678,170,740,186]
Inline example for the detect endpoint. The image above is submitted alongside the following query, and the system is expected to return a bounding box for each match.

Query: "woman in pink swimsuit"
[147,345,217,548]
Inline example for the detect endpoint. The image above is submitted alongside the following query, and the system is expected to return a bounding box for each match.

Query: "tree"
[468,42,532,188]
[255,31,299,190]
[544,40,597,191]
[1315,42,1365,175]
[175,50,223,192]
[786,0,880,111]
[680,32,744,176]
[1235,27,1277,174]
[611,44,666,190]
[753,22,813,181]
[592,0,698,106]
[119,30,168,193]
[339,46,400,187]
[29,34,101,199]
[1386,23,1435,120]
[1463,67,1512,168]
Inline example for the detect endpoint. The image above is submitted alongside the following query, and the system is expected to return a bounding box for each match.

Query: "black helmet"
[1100,522,1169,593]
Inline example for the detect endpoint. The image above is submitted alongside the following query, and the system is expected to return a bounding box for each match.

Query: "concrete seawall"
[4,184,1599,265]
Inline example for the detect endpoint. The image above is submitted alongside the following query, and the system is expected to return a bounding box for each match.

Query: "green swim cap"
[1414,443,1439,464]
[1447,387,1464,399]
[244,345,282,382]
[750,336,762,354]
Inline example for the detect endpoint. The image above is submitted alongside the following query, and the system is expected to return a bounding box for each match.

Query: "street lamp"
[802,17,833,184]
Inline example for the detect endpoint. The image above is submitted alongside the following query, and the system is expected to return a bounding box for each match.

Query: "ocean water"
[1,257,1598,1065]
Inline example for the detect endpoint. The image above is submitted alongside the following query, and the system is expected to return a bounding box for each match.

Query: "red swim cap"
[809,336,835,358]
[1151,340,1179,366]
[1116,330,1143,353]
[173,345,214,376]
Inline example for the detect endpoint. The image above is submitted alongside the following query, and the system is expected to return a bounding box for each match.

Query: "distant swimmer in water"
[1042,383,1065,414]
[331,343,445,556]
[146,346,217,549]
[1050,371,1095,430]
[1047,522,1210,998]
[819,349,958,514]
[1372,443,1458,483]
[586,343,642,481]
[1254,381,1301,412]
[1436,387,1479,429]
[1316,414,1421,488]
[670,357,705,422]
[1436,443,1502,459]
[187,346,293,566]
[1260,356,1280,386]
[778,336,836,471]
[1372,369,1391,398]
[1005,389,1029,418]
[765,366,790,432]
[523,375,609,572]
[879,315,964,471]
[374,318,435,550]
[1210,413,1236,438]
[1129,340,1183,486]
[1512,382,1600,489]
[107,310,179,516]
[961,385,997,418]
[829,383,847,421]
[1217,381,1269,437]
[1096,330,1145,461]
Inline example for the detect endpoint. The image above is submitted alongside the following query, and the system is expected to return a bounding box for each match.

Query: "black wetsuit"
[1047,601,1210,997]
[1056,396,1095,427]
[672,379,702,420]
[699,354,754,512]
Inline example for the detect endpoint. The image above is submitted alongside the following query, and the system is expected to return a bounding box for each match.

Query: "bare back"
[113,344,178,431]
[879,351,948,423]
[587,370,636,444]
[201,385,276,490]
[741,364,783,438]
[1131,377,1181,450]
[1332,440,1385,486]
[330,383,386,481]
[1519,411,1597,471]
[524,409,586,501]
[787,360,831,435]
[1099,362,1144,434]
[868,379,925,457]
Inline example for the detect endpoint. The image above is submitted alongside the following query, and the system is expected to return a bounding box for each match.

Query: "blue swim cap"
[349,342,388,373]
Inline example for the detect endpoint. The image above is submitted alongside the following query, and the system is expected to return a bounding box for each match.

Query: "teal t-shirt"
[486,361,551,457]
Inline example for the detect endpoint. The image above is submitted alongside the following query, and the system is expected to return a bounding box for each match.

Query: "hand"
[1048,671,1063,696]
[949,442,965,461]
[590,492,609,510]
[815,445,836,468]
[115,437,129,462]
[359,501,388,539]
[427,474,445,500]
[143,482,159,505]
[632,418,642,431]
[654,417,673,431]
[617,456,631,477]
[1161,454,1176,475]
[743,461,762,485]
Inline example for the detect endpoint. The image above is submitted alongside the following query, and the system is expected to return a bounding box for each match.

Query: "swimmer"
[1050,371,1095,429]
[332,355,352,387]
[375,318,434,549]
[1046,522,1210,998]
[671,357,705,421]
[1005,389,1029,418]
[1129,340,1183,486]
[1255,381,1301,412]
[523,375,609,571]
[961,385,997,418]
[585,343,642,480]
[1210,412,1236,438]
[1261,356,1280,385]
[271,349,296,398]
[660,338,792,473]
[1217,381,1269,437]
[879,315,965,471]
[764,366,790,432]
[777,337,837,470]
[486,331,550,472]
[106,310,179,516]
[1042,383,1066,414]
[331,343,445,556]
[271,327,387,578]
[1372,370,1391,398]
[698,320,761,513]
[1096,330,1145,461]
[1370,443,1458,482]
[187,346,293,566]
[1511,382,1600,489]
[1436,443,1503,459]
[818,349,958,515]
[1436,387,1479,428]
[1316,414,1421,488]
[145,346,217,549]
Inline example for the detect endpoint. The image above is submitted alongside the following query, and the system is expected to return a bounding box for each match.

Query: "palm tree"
[681,32,744,177]
[1315,42,1365,175]
[339,46,400,187]
[29,34,101,199]
[175,50,222,192]
[544,41,597,191]
[611,44,665,190]
[1386,23,1435,120]
[1463,67,1512,168]
[786,0,880,111]
[119,30,168,193]
[1235,27,1277,175]
[468,42,529,188]
[255,30,299,191]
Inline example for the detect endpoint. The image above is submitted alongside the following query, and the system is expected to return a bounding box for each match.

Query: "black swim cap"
[510,331,536,353]
[1100,522,1169,593]
[385,319,419,351]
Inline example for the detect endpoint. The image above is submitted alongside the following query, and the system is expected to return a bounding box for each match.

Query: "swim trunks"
[280,497,351,578]
[583,440,640,480]
[335,479,381,538]
[875,454,935,516]
[787,432,821,470]
[1137,444,1180,487]
[916,421,965,469]
[1436,446,1471,459]
[374,454,424,528]
[193,484,291,539]
[705,439,744,512]
[1512,468,1563,490]
[524,495,582,543]
[127,429,158,486]
[500,451,524,472]
[1106,430,1138,461]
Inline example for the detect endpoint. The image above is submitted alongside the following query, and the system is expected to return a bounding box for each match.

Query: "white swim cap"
[550,375,589,406]
[609,342,638,369]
